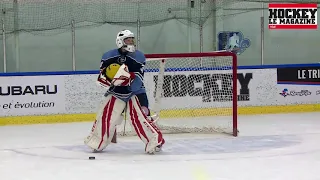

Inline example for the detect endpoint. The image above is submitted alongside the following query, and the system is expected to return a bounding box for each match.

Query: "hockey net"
[116,51,238,138]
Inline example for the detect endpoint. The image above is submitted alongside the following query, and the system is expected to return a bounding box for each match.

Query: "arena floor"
[1,112,320,180]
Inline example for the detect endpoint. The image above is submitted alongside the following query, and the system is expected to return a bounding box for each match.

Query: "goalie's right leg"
[84,95,126,152]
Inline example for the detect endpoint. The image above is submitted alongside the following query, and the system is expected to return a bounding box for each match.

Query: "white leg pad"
[127,96,164,154]
[84,95,125,152]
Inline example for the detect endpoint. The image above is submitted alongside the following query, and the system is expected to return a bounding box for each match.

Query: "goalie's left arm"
[129,51,146,92]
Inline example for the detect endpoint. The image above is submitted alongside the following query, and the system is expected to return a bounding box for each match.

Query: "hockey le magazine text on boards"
[268,3,318,30]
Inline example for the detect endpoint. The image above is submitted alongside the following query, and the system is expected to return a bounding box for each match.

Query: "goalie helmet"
[116,30,135,53]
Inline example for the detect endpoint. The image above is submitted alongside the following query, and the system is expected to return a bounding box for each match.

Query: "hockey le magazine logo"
[268,3,318,29]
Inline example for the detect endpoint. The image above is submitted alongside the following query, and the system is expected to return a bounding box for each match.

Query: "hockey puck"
[89,156,95,160]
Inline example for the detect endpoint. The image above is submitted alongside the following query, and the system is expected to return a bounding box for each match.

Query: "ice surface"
[1,112,320,180]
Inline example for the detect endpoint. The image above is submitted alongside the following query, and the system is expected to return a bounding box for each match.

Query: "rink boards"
[0,63,320,125]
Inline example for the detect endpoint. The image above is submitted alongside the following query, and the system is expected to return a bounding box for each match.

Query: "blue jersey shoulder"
[128,50,146,65]
[101,49,120,61]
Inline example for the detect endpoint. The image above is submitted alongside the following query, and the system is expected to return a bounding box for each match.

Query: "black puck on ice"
[89,156,95,160]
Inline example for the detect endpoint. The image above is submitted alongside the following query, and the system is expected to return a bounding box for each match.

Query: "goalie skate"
[155,139,165,152]
[145,115,165,154]
[145,136,164,154]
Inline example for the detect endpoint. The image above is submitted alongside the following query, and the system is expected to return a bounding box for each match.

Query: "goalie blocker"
[85,64,165,154]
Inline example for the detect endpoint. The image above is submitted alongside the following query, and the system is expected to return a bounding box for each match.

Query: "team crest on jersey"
[118,56,126,64]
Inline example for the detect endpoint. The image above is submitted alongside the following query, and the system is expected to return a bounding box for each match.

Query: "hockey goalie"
[84,29,165,154]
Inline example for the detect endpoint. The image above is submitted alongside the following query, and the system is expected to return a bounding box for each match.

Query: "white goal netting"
[116,52,238,137]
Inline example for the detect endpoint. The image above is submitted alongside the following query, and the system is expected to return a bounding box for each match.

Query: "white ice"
[1,112,320,180]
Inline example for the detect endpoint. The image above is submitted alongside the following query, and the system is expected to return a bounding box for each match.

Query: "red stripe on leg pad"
[107,96,117,138]
[130,99,149,142]
[97,96,116,149]
[133,97,149,142]
[132,107,149,142]
[129,99,142,139]
[143,121,155,133]
[98,101,110,149]
[133,96,163,144]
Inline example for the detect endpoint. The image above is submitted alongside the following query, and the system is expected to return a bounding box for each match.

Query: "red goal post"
[113,51,238,142]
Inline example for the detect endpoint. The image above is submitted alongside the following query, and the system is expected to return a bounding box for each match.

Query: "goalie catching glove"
[97,63,135,87]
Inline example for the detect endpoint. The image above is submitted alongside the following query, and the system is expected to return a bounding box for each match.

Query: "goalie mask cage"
[114,51,238,140]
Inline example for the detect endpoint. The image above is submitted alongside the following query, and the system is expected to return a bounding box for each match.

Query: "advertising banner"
[277,84,320,104]
[277,66,320,104]
[277,66,320,85]
[143,69,278,110]
[0,76,66,116]
[1,66,319,118]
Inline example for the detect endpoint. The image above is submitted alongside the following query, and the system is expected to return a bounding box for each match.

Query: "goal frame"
[111,51,238,143]
[145,51,238,137]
